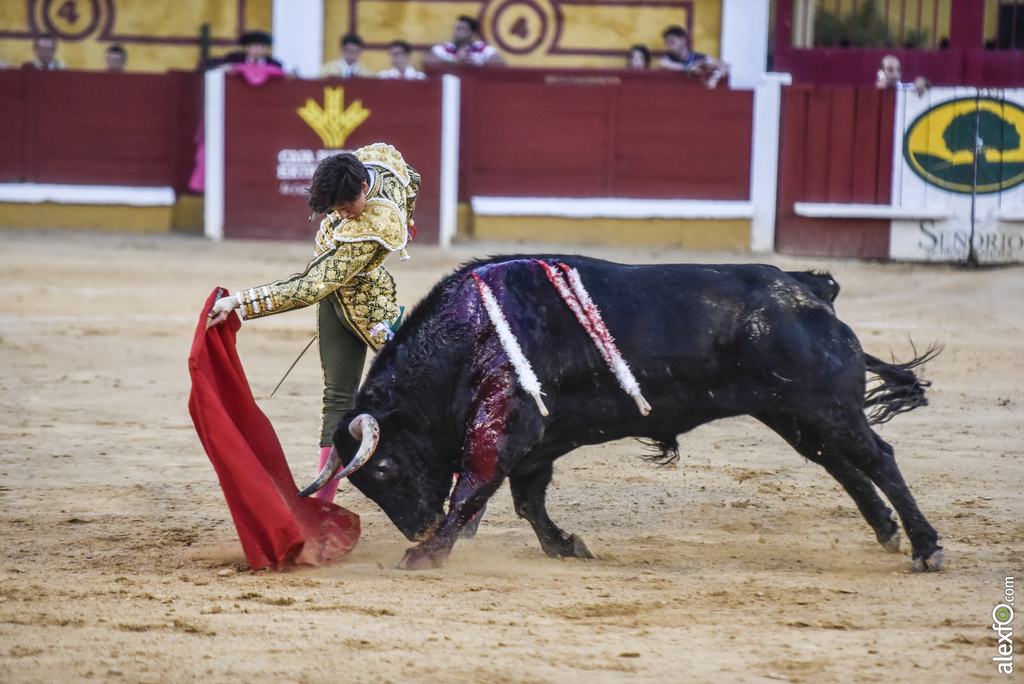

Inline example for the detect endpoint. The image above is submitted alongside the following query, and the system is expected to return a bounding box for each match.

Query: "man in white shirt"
[320,33,373,79]
[25,34,67,70]
[422,16,506,68]
[378,40,426,80]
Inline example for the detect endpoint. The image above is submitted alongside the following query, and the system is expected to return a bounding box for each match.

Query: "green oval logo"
[903,97,1024,194]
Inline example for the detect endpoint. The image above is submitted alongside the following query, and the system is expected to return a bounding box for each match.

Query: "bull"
[300,256,944,573]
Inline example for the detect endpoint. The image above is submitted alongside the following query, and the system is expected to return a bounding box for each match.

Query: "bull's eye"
[371,458,394,482]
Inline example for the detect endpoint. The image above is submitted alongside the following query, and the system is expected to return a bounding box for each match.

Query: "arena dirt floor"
[1,227,1022,683]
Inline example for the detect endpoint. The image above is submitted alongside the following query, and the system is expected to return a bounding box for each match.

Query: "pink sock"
[313,445,340,502]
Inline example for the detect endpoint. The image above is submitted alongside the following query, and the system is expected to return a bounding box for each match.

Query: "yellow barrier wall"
[0,1,271,72]
[470,215,750,250]
[328,0,723,72]
[0,203,173,232]
[0,0,723,73]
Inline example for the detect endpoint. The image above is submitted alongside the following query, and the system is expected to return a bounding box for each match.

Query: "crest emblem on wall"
[903,97,1024,194]
[297,87,371,149]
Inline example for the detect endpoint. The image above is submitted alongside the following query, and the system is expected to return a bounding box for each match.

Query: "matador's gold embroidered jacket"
[236,143,420,351]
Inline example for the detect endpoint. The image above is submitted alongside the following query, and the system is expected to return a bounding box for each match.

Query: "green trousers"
[317,293,367,447]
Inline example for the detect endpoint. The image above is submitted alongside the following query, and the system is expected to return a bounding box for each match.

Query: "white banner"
[890,87,1024,264]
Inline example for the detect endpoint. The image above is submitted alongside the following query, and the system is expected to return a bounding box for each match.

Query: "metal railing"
[790,0,951,50]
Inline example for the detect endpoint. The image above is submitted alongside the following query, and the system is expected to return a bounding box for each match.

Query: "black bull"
[301,256,944,573]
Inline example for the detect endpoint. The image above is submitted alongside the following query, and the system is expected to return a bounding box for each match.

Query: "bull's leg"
[397,472,504,570]
[758,413,900,550]
[509,460,595,559]
[398,347,531,570]
[854,431,944,572]
[459,501,487,539]
[818,458,902,551]
[783,414,943,572]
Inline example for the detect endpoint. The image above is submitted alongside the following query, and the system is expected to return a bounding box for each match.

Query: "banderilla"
[270,335,317,397]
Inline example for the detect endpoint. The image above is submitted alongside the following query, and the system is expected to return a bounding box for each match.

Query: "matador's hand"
[206,295,240,329]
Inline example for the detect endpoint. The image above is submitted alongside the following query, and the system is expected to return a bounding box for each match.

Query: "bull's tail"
[863,345,941,425]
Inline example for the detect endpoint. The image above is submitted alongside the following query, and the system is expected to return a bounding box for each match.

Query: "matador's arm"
[236,241,381,320]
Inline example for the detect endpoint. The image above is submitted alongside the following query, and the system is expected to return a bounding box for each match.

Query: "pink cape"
[188,288,359,570]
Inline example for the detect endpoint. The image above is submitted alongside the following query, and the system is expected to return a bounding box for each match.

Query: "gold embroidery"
[313,144,420,258]
[237,242,379,319]
[337,269,400,351]
[239,143,416,350]
[356,143,410,185]
[333,202,406,253]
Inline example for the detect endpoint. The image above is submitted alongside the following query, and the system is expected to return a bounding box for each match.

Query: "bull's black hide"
[305,256,943,573]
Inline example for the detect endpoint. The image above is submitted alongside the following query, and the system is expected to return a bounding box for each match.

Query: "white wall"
[272,0,324,78]
[720,0,770,90]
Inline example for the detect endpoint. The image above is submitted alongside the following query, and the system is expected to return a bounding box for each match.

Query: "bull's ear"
[365,408,406,430]
[330,409,401,448]
[330,417,363,449]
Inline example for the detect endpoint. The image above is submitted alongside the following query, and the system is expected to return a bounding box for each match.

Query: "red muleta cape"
[187,288,359,571]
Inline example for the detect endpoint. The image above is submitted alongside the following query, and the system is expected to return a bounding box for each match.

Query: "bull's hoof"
[911,547,945,573]
[397,546,447,571]
[543,532,596,559]
[878,528,901,553]
[568,533,596,559]
[876,510,901,552]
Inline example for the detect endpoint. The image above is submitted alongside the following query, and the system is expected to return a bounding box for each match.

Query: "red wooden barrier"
[775,45,1024,90]
[222,76,442,242]
[773,0,1024,88]
[774,47,967,88]
[0,69,201,192]
[775,85,895,258]
[0,70,26,184]
[452,69,753,201]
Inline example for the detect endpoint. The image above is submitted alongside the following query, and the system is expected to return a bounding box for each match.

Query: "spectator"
[320,33,372,79]
[627,44,651,70]
[105,44,127,71]
[25,34,67,70]
[207,30,285,70]
[422,16,506,67]
[875,55,930,96]
[223,30,287,84]
[657,25,727,88]
[378,40,426,80]
[236,30,283,68]
[189,30,286,193]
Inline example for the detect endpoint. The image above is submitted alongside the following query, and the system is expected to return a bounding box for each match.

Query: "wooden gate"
[775,84,895,258]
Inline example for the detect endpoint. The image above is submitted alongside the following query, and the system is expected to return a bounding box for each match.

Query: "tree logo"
[903,97,1024,194]
[297,87,370,149]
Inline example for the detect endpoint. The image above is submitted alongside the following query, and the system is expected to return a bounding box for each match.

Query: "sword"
[270,334,317,397]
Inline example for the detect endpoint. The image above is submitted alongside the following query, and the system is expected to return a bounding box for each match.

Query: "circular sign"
[903,96,1024,194]
[32,0,112,41]
[486,0,554,56]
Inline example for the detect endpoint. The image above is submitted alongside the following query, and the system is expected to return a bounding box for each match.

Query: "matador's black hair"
[306,153,369,215]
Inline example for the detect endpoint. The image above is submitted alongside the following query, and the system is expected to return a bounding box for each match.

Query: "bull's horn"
[297,414,380,497]
[298,447,344,498]
[336,413,379,479]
